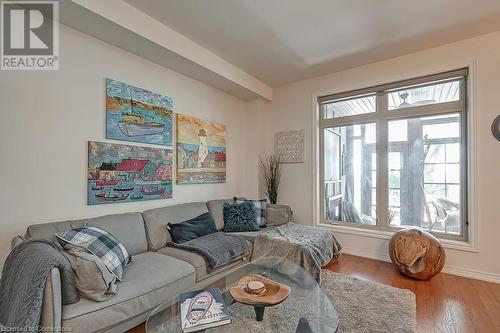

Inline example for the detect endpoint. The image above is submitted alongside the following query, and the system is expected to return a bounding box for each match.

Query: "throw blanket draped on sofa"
[252,223,342,282]
[0,240,79,331]
[166,232,252,272]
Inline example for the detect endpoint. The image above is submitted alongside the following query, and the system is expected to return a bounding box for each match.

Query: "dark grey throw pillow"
[235,197,268,227]
[167,212,217,243]
[223,202,259,232]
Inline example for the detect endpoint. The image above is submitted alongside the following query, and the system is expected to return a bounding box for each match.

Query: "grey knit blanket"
[166,232,252,272]
[0,240,79,330]
[252,223,342,282]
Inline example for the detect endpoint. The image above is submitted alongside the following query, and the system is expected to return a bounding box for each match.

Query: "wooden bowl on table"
[229,274,291,321]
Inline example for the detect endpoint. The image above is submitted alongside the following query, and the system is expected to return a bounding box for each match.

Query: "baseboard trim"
[341,247,500,284]
[443,265,500,284]
[341,246,391,263]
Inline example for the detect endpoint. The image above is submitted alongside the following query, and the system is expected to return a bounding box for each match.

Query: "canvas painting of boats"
[106,78,173,146]
[88,141,173,205]
[177,114,226,184]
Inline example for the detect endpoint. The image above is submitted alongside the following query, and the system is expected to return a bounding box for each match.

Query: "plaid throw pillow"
[234,197,268,227]
[55,226,132,281]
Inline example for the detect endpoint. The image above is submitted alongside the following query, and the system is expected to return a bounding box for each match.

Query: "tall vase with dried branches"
[261,153,282,204]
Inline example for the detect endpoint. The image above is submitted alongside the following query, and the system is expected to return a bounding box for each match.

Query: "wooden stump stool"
[389,228,445,280]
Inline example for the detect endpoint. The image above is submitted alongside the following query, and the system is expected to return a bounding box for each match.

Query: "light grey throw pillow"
[267,204,292,226]
[62,249,117,302]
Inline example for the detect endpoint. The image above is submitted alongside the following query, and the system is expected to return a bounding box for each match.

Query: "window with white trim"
[319,69,468,241]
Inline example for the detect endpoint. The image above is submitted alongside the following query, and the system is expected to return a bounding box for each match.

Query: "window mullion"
[320,113,378,128]
[460,78,468,237]
[376,93,389,230]
[380,101,462,120]
[319,123,326,224]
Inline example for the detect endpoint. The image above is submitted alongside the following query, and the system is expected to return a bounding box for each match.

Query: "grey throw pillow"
[62,249,117,302]
[267,204,292,226]
[223,202,259,232]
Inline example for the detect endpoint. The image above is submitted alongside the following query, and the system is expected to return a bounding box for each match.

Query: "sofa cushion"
[156,246,251,282]
[168,212,217,243]
[61,251,195,333]
[142,202,208,251]
[26,212,148,256]
[206,199,234,230]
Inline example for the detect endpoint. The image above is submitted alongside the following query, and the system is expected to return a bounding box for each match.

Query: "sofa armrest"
[40,268,63,331]
[11,235,24,250]
[267,204,293,226]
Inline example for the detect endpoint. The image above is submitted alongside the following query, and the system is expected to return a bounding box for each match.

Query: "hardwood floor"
[324,255,500,333]
[128,254,500,333]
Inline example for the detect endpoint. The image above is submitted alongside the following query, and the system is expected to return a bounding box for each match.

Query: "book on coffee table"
[180,288,231,332]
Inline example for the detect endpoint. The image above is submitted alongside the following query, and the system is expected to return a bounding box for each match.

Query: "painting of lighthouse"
[176,114,226,184]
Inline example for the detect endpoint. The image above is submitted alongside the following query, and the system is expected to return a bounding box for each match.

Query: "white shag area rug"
[209,270,416,332]
[319,270,416,333]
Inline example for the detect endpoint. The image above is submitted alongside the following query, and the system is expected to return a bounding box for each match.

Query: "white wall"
[2,22,499,284]
[0,25,255,269]
[261,31,500,282]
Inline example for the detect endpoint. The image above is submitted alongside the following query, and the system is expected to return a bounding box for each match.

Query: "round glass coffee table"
[146,256,339,333]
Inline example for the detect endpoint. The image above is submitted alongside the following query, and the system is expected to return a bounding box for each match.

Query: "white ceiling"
[124,0,500,87]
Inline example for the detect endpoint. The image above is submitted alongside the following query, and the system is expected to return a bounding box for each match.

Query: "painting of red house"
[88,141,173,205]
[116,159,156,181]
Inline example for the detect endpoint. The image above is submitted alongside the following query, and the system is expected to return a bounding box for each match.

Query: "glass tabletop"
[146,256,339,333]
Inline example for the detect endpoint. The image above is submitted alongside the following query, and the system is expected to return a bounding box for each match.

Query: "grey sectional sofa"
[9,199,292,333]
